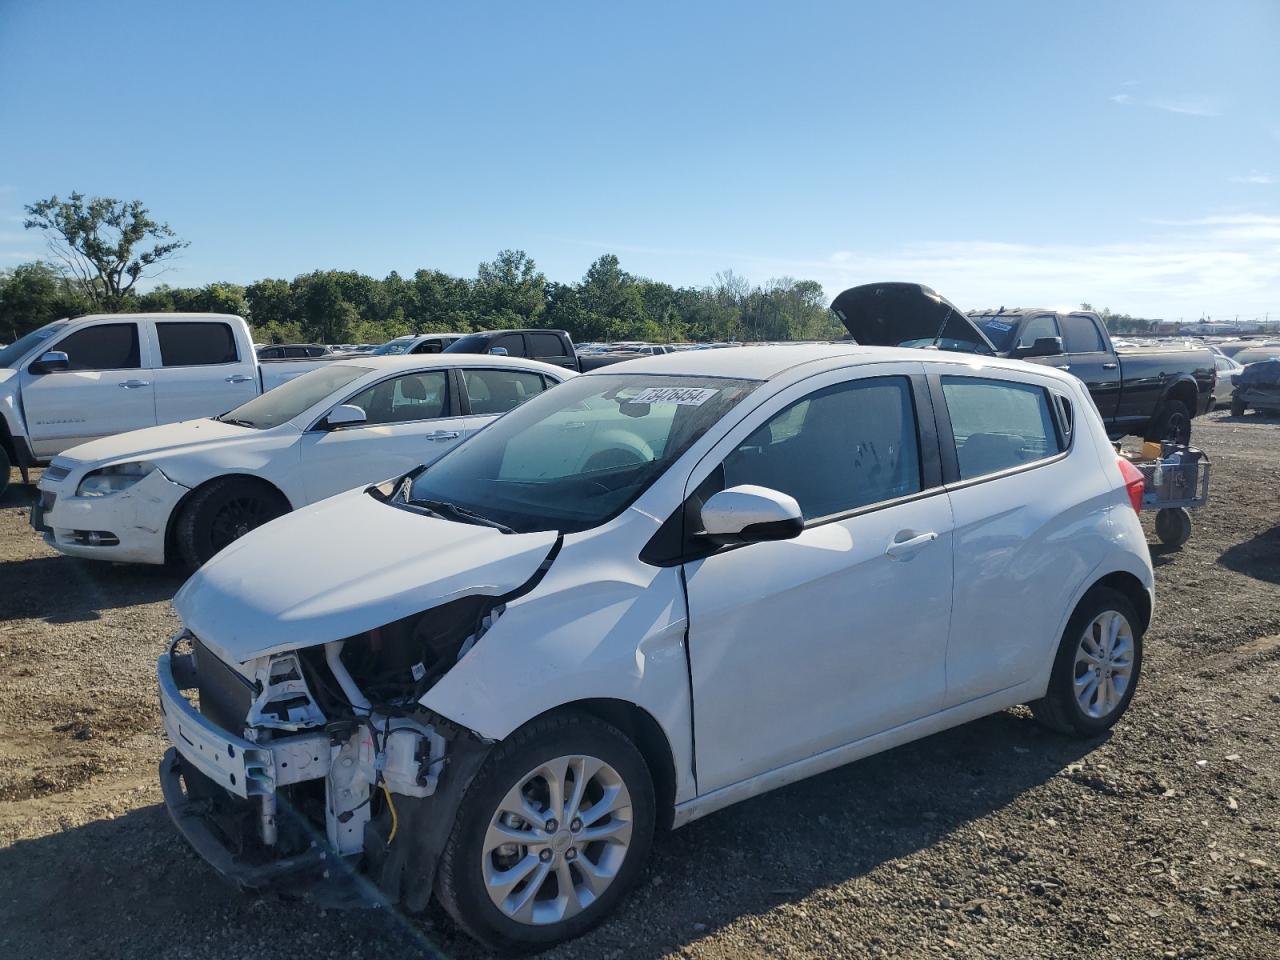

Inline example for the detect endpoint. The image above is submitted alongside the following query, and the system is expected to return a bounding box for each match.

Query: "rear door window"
[527,332,566,360]
[1060,314,1106,353]
[157,322,239,366]
[49,323,140,370]
[723,376,922,520]
[941,376,1063,480]
[464,368,551,415]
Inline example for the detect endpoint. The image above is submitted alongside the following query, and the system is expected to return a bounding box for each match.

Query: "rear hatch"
[830,282,996,355]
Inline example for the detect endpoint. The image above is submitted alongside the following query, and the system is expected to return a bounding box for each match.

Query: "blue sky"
[1,0,1277,320]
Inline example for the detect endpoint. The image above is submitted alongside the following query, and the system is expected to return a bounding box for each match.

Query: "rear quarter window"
[941,376,1064,480]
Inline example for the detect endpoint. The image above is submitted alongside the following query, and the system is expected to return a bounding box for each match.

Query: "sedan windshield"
[0,322,65,369]
[371,338,414,356]
[217,364,372,429]
[405,374,758,533]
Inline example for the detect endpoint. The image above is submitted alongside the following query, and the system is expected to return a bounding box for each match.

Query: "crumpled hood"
[174,486,559,663]
[830,282,996,353]
[57,418,263,467]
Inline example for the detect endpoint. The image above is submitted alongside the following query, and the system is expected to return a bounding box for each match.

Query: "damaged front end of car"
[159,536,560,911]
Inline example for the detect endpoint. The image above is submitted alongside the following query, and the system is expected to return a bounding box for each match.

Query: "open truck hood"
[830,282,996,354]
[174,486,558,663]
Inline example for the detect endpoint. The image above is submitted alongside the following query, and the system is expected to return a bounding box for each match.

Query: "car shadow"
[1218,524,1280,586]
[0,555,187,623]
[0,478,36,508]
[0,711,1104,958]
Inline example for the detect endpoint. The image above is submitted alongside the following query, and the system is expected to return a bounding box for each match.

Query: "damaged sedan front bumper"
[38,465,189,564]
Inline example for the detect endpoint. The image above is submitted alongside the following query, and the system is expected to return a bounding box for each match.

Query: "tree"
[23,193,189,310]
[0,261,92,341]
[474,249,546,326]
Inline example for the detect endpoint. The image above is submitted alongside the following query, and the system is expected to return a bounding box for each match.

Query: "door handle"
[118,379,150,389]
[225,374,253,383]
[885,530,938,560]
[1052,363,1071,371]
[1102,362,1118,370]
[425,430,461,441]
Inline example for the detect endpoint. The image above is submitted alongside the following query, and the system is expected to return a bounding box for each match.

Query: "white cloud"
[1110,92,1220,117]
[1230,171,1274,185]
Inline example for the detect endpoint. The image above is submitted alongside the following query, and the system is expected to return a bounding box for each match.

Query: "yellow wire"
[381,782,399,843]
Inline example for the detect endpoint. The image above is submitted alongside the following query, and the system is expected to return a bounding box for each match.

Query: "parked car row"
[0,313,334,495]
[89,282,1157,952]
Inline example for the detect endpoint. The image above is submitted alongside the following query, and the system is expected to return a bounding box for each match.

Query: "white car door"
[298,368,473,502]
[19,320,157,458]
[930,369,1113,706]
[681,362,955,794]
[148,318,259,422]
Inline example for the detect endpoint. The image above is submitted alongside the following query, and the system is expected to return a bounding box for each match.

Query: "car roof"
[582,342,1081,387]
[323,354,574,376]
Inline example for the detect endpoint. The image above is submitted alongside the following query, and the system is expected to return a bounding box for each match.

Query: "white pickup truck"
[0,313,331,495]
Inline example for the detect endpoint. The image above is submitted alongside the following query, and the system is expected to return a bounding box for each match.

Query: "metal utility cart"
[1132,444,1211,548]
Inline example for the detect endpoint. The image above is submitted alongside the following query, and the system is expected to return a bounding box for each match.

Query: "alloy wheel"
[481,754,633,925]
[1073,610,1135,719]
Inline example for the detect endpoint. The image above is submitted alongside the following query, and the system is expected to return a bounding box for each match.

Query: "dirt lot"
[1,410,1278,959]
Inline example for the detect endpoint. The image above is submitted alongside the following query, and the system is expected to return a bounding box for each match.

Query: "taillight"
[1116,456,1145,513]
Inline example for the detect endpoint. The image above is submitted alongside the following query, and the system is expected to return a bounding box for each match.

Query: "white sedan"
[32,354,572,567]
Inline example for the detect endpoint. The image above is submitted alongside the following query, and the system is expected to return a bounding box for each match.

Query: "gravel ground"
[1,410,1278,959]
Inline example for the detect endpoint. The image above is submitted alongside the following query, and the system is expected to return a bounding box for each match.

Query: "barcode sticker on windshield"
[984,320,1012,331]
[630,387,719,406]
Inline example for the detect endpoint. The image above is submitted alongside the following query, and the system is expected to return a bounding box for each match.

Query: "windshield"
[217,364,372,429]
[371,338,414,355]
[405,374,758,533]
[970,315,1019,351]
[0,322,65,369]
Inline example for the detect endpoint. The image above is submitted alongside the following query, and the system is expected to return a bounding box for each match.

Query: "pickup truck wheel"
[1147,399,1192,446]
[1031,587,1144,737]
[175,477,289,569]
[1230,398,1247,417]
[435,712,655,952]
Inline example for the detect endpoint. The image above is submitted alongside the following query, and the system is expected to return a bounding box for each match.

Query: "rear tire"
[1146,399,1191,446]
[1230,398,1246,417]
[0,443,10,499]
[175,477,289,570]
[435,711,656,953]
[1155,507,1192,548]
[1031,587,1144,737]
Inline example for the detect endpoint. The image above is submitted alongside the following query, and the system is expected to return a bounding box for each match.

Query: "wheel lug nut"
[544,819,558,833]
[539,848,552,862]
[565,848,577,861]
[570,818,582,832]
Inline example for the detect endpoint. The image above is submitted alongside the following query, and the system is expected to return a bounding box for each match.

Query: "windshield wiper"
[217,416,258,428]
[405,497,515,534]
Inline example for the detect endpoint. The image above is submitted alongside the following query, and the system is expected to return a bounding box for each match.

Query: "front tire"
[436,712,656,953]
[0,443,10,499]
[1230,398,1246,417]
[1031,587,1144,737]
[175,477,289,569]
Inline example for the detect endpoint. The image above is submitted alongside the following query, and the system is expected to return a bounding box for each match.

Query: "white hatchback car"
[157,340,1153,950]
[33,354,571,567]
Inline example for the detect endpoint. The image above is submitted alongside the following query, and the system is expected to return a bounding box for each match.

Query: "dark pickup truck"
[442,328,638,373]
[831,282,1215,444]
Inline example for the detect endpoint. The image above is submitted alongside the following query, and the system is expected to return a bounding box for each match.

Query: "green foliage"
[1082,303,1157,334]
[0,243,843,348]
[0,261,92,342]
[23,193,189,310]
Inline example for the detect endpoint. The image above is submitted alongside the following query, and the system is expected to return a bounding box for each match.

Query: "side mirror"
[698,484,804,545]
[29,350,70,374]
[488,346,509,356]
[322,404,368,430]
[1015,336,1064,359]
